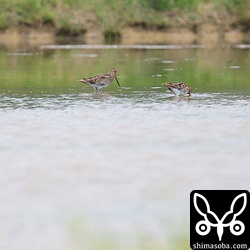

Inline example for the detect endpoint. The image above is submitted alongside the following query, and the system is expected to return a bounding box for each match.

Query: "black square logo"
[190,190,250,250]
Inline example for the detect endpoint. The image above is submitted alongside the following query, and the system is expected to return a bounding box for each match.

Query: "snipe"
[162,82,192,96]
[79,68,121,91]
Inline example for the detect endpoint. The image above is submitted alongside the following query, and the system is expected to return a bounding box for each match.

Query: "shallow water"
[0,45,250,250]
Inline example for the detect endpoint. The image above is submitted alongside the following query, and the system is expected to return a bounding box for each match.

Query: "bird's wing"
[89,73,110,84]
[170,82,188,90]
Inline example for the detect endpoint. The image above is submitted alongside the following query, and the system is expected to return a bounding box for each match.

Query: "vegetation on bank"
[0,0,250,38]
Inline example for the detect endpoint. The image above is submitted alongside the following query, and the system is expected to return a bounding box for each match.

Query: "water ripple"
[0,91,249,111]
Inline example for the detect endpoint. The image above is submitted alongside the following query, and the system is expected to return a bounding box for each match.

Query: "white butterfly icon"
[193,193,247,241]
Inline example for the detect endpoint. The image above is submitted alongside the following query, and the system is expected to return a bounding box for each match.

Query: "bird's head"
[108,68,121,89]
[108,68,117,77]
[188,86,192,96]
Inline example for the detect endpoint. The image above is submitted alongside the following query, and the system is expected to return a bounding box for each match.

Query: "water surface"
[0,45,250,250]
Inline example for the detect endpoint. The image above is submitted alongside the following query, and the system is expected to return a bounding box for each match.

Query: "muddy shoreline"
[0,25,249,51]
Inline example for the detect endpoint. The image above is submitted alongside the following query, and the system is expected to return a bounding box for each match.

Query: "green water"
[1,47,249,97]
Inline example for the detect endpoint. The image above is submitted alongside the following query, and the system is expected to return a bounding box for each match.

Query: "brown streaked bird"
[162,82,192,96]
[79,68,121,91]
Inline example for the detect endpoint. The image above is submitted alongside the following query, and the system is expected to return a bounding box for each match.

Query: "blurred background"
[0,0,250,48]
[0,1,250,250]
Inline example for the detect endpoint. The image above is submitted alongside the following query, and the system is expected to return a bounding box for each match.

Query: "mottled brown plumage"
[79,68,121,91]
[162,82,192,96]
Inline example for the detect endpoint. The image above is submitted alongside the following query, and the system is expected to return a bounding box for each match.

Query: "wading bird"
[162,82,192,96]
[79,68,121,91]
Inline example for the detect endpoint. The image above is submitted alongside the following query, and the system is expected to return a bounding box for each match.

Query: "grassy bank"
[0,0,250,38]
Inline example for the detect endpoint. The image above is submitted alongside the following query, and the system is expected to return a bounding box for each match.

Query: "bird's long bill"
[115,76,121,89]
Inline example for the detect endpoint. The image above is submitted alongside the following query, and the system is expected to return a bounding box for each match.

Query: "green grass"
[0,12,7,30]
[0,0,249,37]
[66,214,190,250]
[140,0,248,11]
